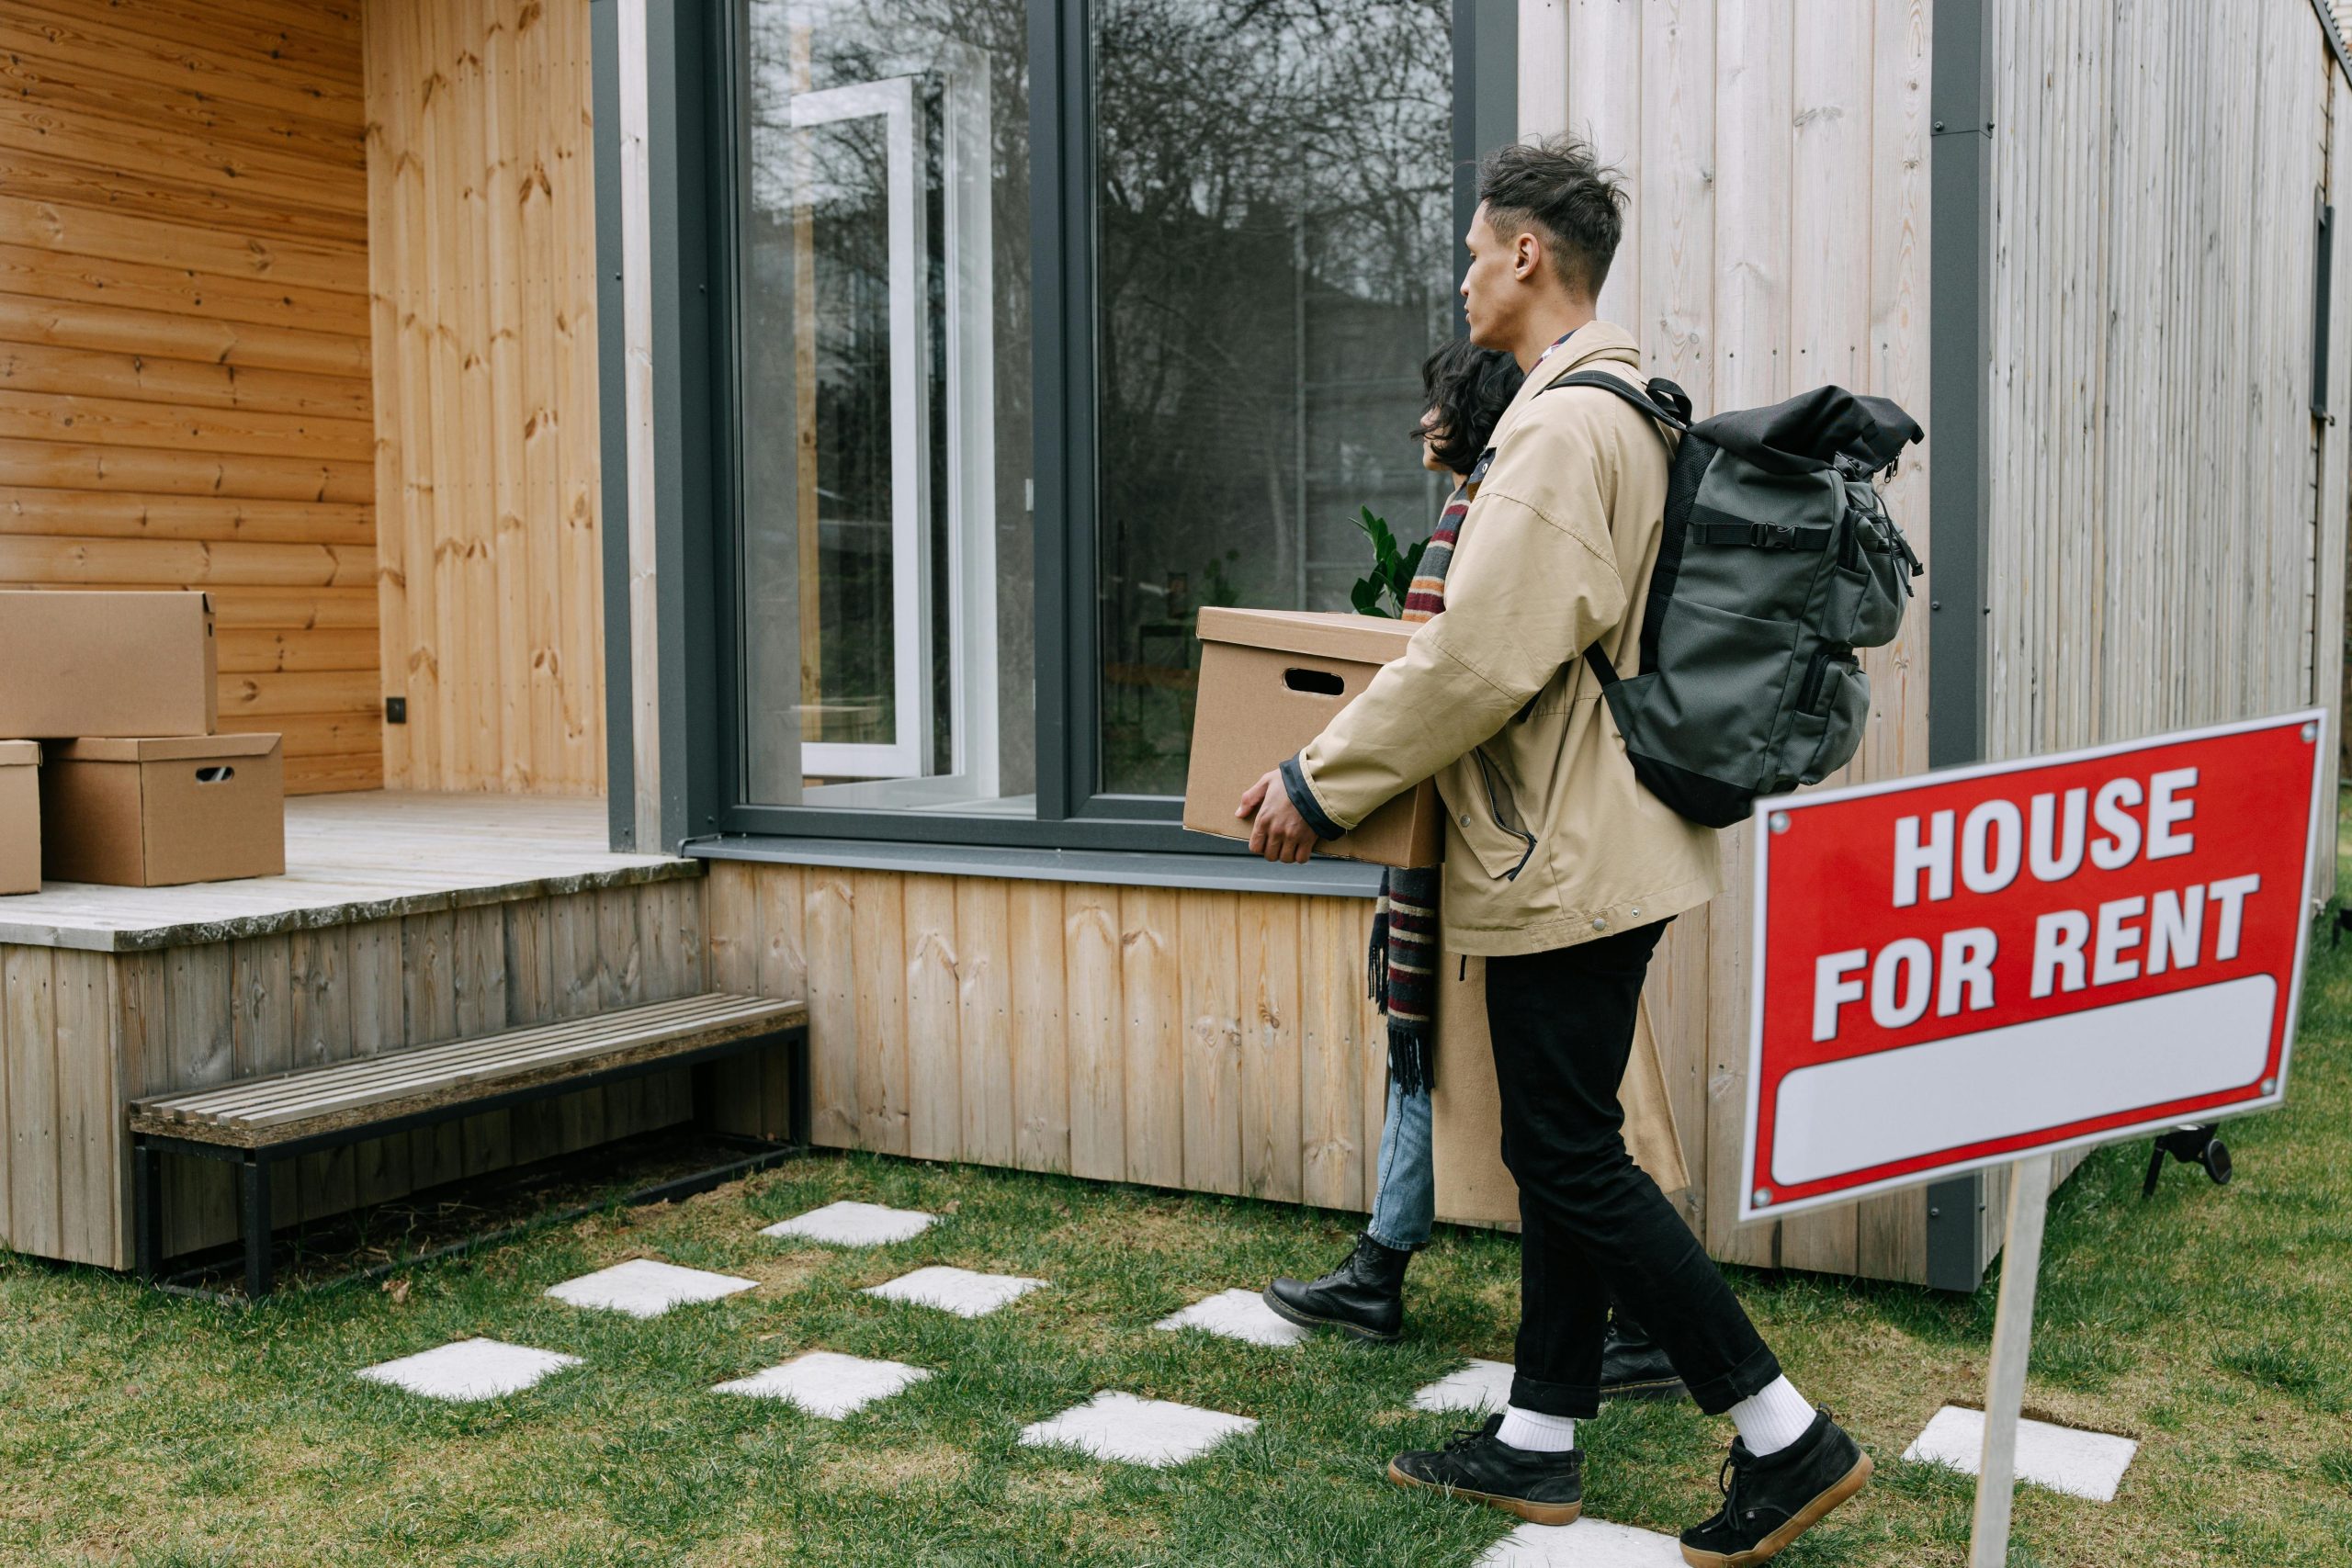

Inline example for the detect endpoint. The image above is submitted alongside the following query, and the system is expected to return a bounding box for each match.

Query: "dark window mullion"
[1028,0,1099,821]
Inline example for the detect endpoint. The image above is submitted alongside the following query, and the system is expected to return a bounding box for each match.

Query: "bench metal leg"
[787,1025,811,1148]
[240,1150,274,1301]
[133,1138,164,1282]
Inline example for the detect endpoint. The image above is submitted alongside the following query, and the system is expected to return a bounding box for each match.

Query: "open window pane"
[1091,0,1456,797]
[739,0,1035,814]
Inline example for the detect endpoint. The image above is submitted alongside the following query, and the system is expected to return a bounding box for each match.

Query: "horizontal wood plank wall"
[1521,0,1936,1282]
[1986,0,2343,902]
[0,875,708,1271]
[0,0,382,793]
[707,863,1391,1213]
[362,0,605,793]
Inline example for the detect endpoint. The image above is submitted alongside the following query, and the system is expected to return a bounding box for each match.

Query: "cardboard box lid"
[50,733,282,763]
[0,740,37,766]
[1194,606,1419,664]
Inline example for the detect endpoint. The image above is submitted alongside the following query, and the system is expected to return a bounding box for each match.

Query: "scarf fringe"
[1385,1021,1433,1099]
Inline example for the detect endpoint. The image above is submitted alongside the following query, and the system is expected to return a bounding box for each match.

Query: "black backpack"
[1542,372,1925,828]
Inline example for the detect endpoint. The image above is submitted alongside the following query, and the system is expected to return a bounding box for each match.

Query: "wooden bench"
[128,992,808,1299]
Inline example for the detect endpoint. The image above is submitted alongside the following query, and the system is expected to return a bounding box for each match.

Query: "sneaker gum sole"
[1258,1287,1403,1344]
[1679,1450,1874,1568]
[1384,1459,1583,1528]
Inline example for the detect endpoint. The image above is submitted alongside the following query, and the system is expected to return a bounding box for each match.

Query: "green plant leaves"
[1349,506,1424,618]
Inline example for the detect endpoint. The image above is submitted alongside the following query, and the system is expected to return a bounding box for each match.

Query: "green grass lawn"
[7,931,2352,1565]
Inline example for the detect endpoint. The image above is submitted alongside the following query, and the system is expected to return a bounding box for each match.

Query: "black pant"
[1487,919,1782,1418]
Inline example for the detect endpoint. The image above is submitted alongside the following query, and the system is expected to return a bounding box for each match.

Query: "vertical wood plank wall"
[362,0,606,794]
[706,863,1395,1215]
[1985,0,2352,903]
[0,873,739,1272]
[1520,0,1937,1281]
[0,0,383,794]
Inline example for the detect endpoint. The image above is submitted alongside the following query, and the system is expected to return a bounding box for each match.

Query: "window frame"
[643,0,1509,858]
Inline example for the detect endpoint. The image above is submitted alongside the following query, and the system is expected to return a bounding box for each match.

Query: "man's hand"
[1238,768,1319,864]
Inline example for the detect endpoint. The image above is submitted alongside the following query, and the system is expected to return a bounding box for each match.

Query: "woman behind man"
[1260,337,1681,1407]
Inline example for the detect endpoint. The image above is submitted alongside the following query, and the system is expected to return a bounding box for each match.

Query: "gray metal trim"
[1927,0,1993,777]
[2310,0,2352,85]
[592,0,635,851]
[1923,0,1995,1293]
[1453,0,1519,252]
[692,834,1385,899]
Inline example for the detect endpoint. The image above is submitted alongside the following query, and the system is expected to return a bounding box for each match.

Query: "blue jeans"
[1365,1078,1435,1251]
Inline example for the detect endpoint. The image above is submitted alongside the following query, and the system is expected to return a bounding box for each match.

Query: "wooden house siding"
[0,0,382,794]
[362,0,607,794]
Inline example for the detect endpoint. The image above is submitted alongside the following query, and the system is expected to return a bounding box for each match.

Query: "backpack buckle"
[1753,523,1800,549]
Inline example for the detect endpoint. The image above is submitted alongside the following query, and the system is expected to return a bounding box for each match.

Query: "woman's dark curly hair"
[1417,337,1525,476]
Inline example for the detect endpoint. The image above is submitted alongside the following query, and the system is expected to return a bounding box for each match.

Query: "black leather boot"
[1600,1306,1688,1403]
[1262,1232,1410,1342]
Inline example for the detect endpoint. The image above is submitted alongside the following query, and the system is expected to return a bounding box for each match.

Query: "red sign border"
[1738,707,2329,1223]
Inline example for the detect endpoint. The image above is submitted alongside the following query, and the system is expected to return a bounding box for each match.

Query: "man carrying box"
[1237,138,1871,1564]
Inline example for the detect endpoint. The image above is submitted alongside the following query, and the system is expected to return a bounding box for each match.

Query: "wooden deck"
[0,792,692,952]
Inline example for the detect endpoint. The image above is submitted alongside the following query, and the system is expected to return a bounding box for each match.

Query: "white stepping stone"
[1482,1517,1687,1566]
[1412,1358,1517,1416]
[1902,1404,2138,1502]
[711,1349,933,1418]
[1152,1288,1308,1348]
[1018,1390,1258,1468]
[544,1258,759,1319]
[356,1337,582,1403]
[761,1200,937,1247]
[864,1264,1046,1318]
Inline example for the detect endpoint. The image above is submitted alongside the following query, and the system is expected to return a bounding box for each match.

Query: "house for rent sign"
[1742,711,2327,1222]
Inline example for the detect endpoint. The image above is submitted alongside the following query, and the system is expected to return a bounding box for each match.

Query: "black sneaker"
[1679,1408,1872,1567]
[1263,1233,1409,1343]
[1386,1413,1583,1526]
[1600,1309,1688,1403]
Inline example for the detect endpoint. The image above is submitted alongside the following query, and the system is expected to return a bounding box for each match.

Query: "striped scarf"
[1367,453,1487,1096]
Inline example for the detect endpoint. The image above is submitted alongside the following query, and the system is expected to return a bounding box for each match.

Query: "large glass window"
[738,0,1035,813]
[1091,0,1455,796]
[724,0,1459,833]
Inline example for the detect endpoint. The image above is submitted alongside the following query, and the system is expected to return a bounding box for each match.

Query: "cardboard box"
[40,734,284,886]
[0,590,217,739]
[0,741,37,895]
[1182,607,1444,867]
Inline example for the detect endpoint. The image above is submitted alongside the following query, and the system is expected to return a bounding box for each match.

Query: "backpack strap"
[1539,368,1693,431]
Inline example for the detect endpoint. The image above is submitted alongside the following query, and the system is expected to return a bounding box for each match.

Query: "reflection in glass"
[1092,0,1455,796]
[739,0,1034,812]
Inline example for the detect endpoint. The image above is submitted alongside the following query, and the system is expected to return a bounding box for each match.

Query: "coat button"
[1592,917,1609,931]
[1459,813,1471,826]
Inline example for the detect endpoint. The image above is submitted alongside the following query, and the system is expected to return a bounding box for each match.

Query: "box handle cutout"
[1283,668,1345,696]
[194,765,235,784]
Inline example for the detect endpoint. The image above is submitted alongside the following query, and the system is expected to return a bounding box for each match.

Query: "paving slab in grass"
[761,1200,937,1247]
[544,1258,758,1318]
[1902,1404,2139,1502]
[864,1264,1046,1318]
[1152,1288,1308,1347]
[712,1349,933,1418]
[356,1337,583,1403]
[1412,1357,1517,1416]
[1018,1390,1259,1467]
[1481,1517,1687,1566]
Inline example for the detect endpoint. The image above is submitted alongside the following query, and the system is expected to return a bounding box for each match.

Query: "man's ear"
[1513,229,1544,282]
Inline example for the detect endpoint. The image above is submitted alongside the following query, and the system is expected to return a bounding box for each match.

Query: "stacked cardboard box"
[0,591,286,890]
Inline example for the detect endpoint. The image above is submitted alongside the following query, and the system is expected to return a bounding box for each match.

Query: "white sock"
[1496,1404,1577,1453]
[1728,1376,1816,1457]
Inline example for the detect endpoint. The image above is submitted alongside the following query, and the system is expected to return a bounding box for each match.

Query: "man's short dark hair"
[1418,338,1525,475]
[1476,135,1627,301]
